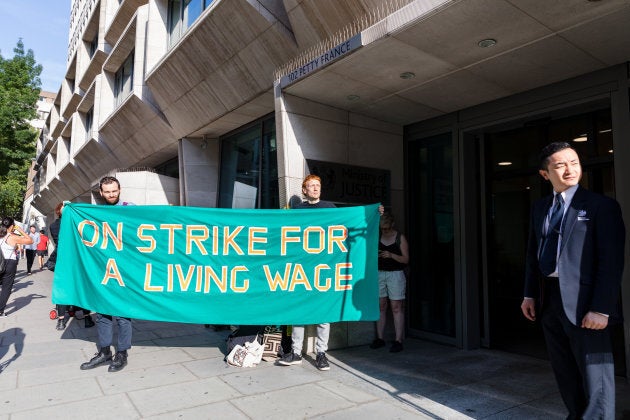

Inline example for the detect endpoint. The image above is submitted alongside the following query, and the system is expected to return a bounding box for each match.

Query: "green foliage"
[0,39,42,178]
[0,176,25,218]
[0,39,42,219]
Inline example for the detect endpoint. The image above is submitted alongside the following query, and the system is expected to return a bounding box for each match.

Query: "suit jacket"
[524,186,626,325]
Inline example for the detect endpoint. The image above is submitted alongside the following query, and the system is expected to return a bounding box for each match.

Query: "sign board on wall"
[279,34,362,89]
[306,159,391,206]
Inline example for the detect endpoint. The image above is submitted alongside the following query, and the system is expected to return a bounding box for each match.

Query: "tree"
[0,39,42,218]
[0,176,26,218]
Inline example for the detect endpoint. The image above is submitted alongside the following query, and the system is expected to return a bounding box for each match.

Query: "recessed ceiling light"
[609,149,613,154]
[346,95,360,101]
[399,72,415,80]
[498,161,512,166]
[573,136,588,142]
[478,38,497,48]
[599,128,612,133]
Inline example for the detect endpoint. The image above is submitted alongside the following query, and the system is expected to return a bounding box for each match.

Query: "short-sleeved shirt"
[37,234,49,251]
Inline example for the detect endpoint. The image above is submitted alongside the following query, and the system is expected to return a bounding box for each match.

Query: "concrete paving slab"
[10,394,140,420]
[313,400,433,419]
[231,383,355,419]
[127,377,242,417]
[0,377,102,415]
[221,362,321,395]
[145,400,249,420]
[97,363,198,394]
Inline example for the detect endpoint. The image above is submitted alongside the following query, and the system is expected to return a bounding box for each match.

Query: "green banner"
[51,203,380,325]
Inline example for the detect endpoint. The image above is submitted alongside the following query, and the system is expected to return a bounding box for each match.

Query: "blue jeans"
[96,313,132,352]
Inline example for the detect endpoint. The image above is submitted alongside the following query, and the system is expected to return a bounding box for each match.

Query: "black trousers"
[25,249,36,273]
[0,259,18,313]
[541,279,615,420]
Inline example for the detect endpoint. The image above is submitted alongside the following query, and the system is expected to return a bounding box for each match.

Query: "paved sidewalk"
[1,258,628,419]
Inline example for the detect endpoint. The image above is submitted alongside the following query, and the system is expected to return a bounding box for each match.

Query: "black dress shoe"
[108,351,128,372]
[80,347,112,370]
[84,316,95,328]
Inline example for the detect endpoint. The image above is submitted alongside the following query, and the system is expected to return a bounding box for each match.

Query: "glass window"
[168,0,183,47]
[85,106,93,139]
[88,33,98,58]
[114,52,134,106]
[183,0,203,30]
[168,0,215,48]
[218,115,278,209]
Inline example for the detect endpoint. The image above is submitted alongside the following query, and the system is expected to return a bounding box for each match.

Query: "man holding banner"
[278,174,384,371]
[80,176,133,373]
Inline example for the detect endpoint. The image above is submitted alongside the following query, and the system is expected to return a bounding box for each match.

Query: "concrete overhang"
[47,176,74,204]
[62,91,83,120]
[98,94,175,168]
[104,0,147,46]
[61,116,73,138]
[188,90,275,137]
[64,53,77,81]
[77,80,96,113]
[103,12,137,73]
[82,0,101,42]
[51,118,65,139]
[78,50,108,91]
[57,161,92,196]
[54,87,62,106]
[146,0,298,138]
[34,187,59,215]
[73,138,123,184]
[280,0,630,126]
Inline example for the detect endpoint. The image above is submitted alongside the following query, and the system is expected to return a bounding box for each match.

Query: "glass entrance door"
[407,133,456,339]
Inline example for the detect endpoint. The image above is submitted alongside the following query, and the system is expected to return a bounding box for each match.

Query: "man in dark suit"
[521,142,625,419]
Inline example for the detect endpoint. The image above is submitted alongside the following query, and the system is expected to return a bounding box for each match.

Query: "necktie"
[539,194,564,276]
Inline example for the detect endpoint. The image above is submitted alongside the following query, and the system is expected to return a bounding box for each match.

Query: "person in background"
[521,142,625,419]
[80,176,133,373]
[24,225,40,274]
[36,229,49,270]
[370,212,409,353]
[0,218,34,316]
[49,202,95,330]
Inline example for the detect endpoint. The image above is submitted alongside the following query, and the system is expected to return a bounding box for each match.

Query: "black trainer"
[108,351,128,372]
[390,341,403,353]
[316,352,330,371]
[80,347,112,370]
[84,316,95,328]
[369,338,386,349]
[278,351,302,366]
[56,318,67,330]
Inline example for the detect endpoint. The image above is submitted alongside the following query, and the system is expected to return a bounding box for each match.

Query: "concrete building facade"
[31,0,630,376]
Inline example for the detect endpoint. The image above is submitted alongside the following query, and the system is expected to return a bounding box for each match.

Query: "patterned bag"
[262,325,283,361]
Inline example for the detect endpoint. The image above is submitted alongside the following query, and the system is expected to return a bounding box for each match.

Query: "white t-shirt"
[1,235,16,260]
